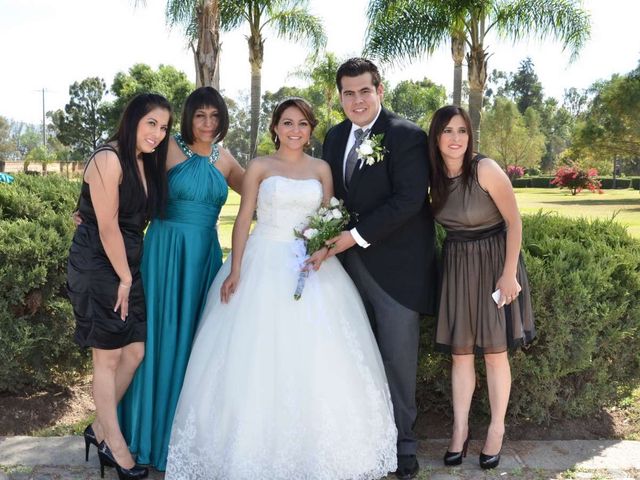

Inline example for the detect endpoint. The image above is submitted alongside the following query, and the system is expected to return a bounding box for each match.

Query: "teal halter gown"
[118,134,228,471]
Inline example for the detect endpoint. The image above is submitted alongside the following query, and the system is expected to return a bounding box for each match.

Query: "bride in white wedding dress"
[165,98,397,480]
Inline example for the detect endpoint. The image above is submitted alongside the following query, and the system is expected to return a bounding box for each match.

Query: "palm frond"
[267,7,327,52]
[364,0,459,65]
[493,0,591,61]
[219,0,250,31]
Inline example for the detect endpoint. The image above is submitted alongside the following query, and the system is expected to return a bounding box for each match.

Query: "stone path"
[0,436,639,479]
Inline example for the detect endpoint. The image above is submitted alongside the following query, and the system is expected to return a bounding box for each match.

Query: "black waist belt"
[445,221,506,242]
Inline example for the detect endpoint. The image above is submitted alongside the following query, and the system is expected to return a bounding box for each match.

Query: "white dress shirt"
[344,106,382,249]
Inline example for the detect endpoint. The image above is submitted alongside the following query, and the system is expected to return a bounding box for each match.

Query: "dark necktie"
[345,128,367,188]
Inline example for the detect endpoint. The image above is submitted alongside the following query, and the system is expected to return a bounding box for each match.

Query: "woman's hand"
[114,282,131,321]
[305,247,330,271]
[72,211,83,227]
[495,275,521,307]
[220,270,240,304]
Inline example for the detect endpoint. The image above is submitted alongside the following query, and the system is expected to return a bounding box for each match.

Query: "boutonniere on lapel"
[356,133,386,166]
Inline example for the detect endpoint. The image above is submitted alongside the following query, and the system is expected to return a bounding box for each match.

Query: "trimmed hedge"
[529,176,556,188]
[417,213,640,424]
[1,176,640,426]
[631,177,640,190]
[0,174,89,392]
[511,178,531,188]
[599,177,633,189]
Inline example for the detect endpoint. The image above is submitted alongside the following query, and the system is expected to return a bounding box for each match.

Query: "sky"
[1,0,639,126]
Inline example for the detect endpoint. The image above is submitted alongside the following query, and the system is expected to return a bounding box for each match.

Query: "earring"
[275,134,279,143]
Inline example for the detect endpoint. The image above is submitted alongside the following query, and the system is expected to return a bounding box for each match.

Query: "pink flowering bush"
[551,165,602,195]
[506,165,526,180]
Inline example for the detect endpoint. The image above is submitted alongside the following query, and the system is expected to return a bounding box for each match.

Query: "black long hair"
[108,93,172,218]
[180,87,229,144]
[427,105,474,215]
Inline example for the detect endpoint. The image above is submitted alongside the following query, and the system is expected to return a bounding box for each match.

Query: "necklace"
[175,133,219,165]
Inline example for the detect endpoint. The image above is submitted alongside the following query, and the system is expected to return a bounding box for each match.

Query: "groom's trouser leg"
[344,250,420,456]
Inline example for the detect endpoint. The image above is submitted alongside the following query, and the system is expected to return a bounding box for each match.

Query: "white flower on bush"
[303,228,319,239]
[323,211,334,222]
[331,208,343,219]
[329,197,340,207]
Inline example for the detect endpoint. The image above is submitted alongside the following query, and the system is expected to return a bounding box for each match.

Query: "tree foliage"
[571,63,640,165]
[365,0,590,150]
[388,78,446,130]
[219,0,326,158]
[47,77,109,159]
[104,64,194,133]
[481,97,545,169]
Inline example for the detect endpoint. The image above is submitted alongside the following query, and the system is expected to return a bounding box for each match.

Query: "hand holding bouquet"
[292,197,350,300]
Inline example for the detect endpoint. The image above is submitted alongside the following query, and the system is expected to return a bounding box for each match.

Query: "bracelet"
[119,282,132,289]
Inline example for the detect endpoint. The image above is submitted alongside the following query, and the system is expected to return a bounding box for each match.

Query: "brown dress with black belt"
[434,156,535,355]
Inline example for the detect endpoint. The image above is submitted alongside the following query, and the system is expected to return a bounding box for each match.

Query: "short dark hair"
[269,97,318,149]
[180,87,229,144]
[336,57,382,92]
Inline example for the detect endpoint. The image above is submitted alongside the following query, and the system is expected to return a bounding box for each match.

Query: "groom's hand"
[326,231,356,257]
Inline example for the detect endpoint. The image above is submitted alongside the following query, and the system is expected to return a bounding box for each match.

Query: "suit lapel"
[347,108,390,197]
[331,121,352,200]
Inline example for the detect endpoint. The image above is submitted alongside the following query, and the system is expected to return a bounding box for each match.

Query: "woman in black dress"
[428,106,535,470]
[67,93,172,479]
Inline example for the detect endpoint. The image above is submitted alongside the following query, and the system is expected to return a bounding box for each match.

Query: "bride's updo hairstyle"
[269,97,318,148]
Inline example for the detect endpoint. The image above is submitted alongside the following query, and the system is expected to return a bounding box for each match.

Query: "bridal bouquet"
[292,197,350,300]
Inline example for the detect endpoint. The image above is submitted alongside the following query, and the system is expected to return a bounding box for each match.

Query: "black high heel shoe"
[444,431,470,466]
[83,424,99,461]
[97,441,148,480]
[479,451,501,470]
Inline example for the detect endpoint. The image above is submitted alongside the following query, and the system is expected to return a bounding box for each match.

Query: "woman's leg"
[449,354,475,451]
[92,347,136,469]
[93,342,145,441]
[483,351,511,455]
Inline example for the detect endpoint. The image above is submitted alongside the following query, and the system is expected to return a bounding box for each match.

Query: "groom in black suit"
[323,58,437,480]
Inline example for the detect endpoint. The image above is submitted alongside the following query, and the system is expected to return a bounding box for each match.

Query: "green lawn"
[217,188,640,254]
[515,188,640,238]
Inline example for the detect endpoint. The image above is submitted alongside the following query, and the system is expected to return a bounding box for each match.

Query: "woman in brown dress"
[428,106,535,470]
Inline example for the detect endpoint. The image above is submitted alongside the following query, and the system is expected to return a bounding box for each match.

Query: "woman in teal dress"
[117,87,244,471]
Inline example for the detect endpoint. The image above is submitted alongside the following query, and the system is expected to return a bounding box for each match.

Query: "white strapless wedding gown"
[165,176,397,480]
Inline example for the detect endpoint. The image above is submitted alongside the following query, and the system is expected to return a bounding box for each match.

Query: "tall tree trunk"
[193,0,221,89]
[451,32,465,107]
[248,32,264,159]
[467,13,488,152]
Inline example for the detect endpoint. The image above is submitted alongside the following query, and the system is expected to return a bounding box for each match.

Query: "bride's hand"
[220,271,240,304]
[305,247,329,271]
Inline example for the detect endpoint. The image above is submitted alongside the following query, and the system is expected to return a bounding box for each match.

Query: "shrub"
[599,177,633,189]
[512,178,531,188]
[631,177,640,190]
[529,176,556,188]
[526,166,541,176]
[551,165,602,195]
[417,213,640,424]
[506,165,526,180]
[0,174,89,393]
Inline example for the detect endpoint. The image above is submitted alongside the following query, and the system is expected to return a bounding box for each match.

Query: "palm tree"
[148,0,222,89]
[220,0,326,158]
[365,0,591,150]
[292,52,343,129]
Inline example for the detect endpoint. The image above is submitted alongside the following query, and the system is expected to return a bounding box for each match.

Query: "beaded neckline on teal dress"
[174,133,219,165]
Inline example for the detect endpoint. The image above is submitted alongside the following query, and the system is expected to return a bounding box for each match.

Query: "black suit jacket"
[323,107,437,315]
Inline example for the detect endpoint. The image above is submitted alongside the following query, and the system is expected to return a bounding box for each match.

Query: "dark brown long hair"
[269,97,318,148]
[427,105,474,214]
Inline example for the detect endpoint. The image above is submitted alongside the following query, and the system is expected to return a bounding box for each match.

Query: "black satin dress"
[67,146,148,349]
